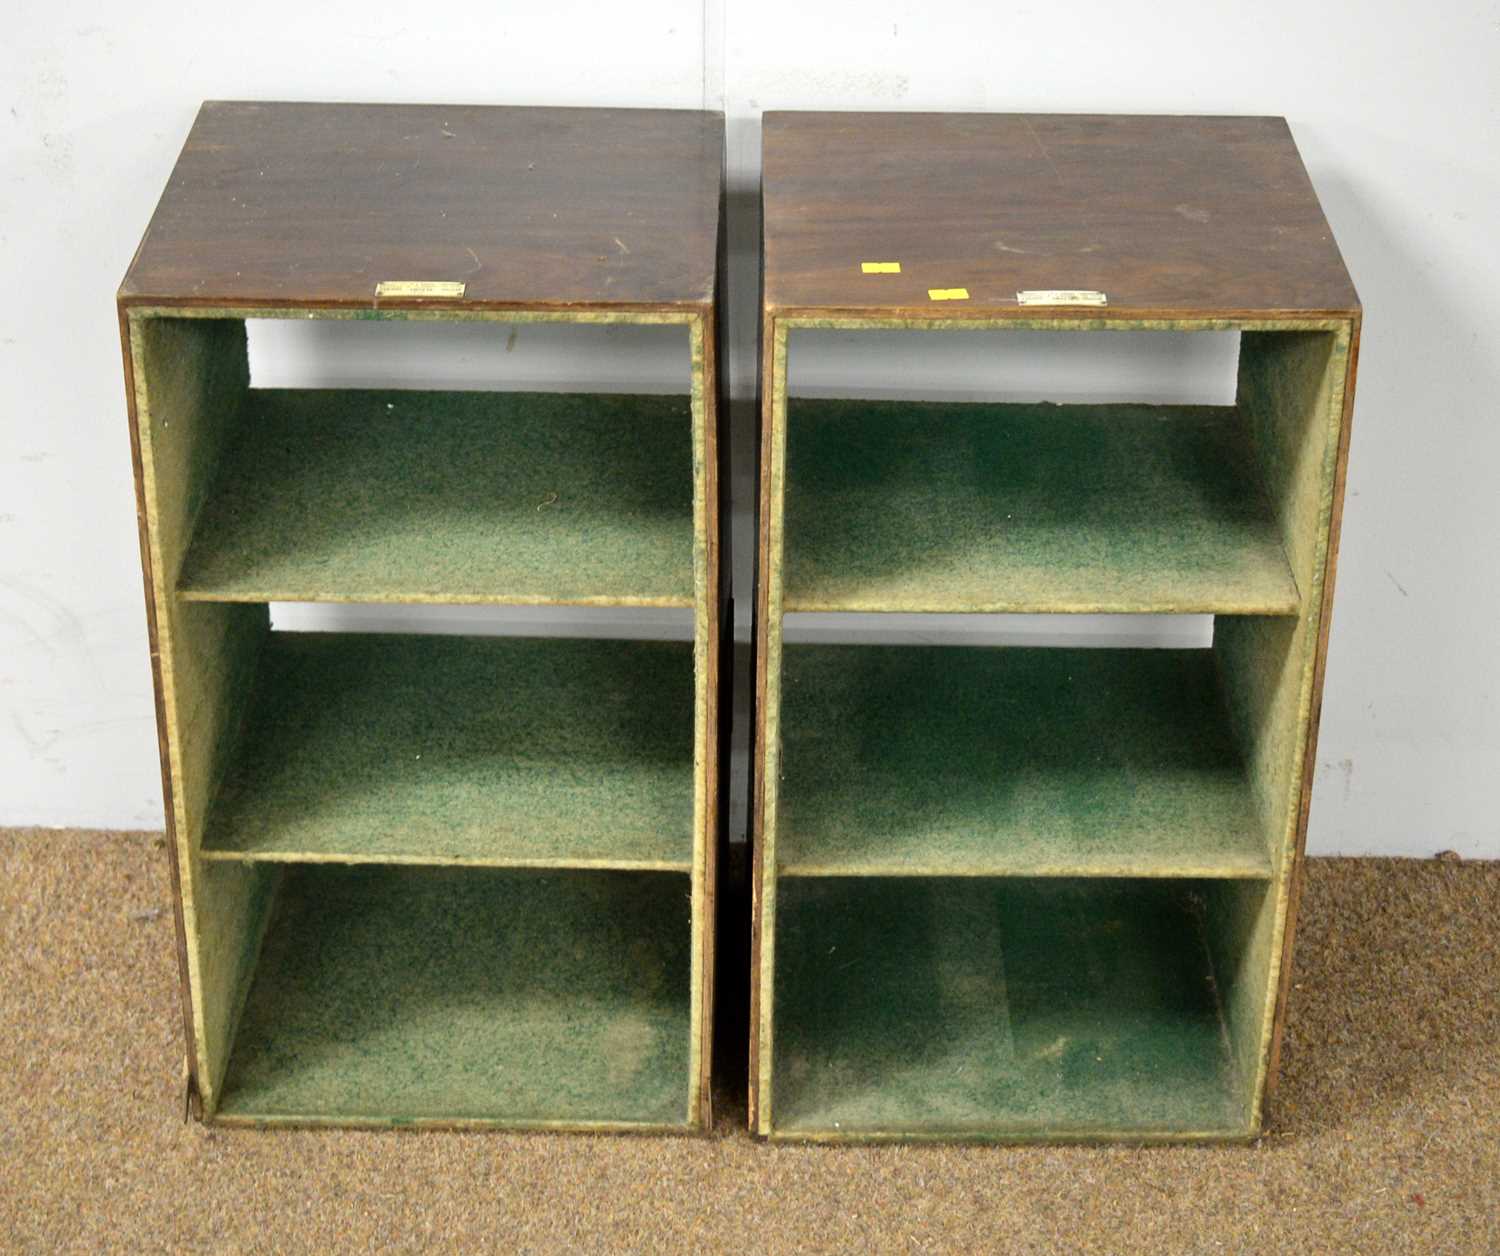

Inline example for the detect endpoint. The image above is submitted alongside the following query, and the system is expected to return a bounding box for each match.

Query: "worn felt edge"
[1244,321,1354,1124]
[1265,316,1363,1099]
[750,313,1349,1140]
[130,303,719,1128]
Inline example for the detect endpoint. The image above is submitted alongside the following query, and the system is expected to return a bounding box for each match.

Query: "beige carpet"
[2,829,1496,1253]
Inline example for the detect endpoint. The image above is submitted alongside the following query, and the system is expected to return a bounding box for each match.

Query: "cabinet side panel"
[1201,877,1275,1128]
[130,315,277,1111]
[1214,327,1351,1123]
[749,317,788,1134]
[690,312,718,1129]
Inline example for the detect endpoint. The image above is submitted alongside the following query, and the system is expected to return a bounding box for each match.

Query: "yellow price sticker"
[927,288,970,301]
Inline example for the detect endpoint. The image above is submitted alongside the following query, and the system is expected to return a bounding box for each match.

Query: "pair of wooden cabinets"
[120,103,1359,1141]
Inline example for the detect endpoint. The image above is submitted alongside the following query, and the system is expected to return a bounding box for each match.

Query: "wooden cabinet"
[119,102,725,1130]
[750,112,1360,1141]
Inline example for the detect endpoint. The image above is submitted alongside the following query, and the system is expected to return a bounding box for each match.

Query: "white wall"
[2,1,1496,857]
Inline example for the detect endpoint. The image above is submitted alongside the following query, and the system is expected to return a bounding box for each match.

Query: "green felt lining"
[130,316,280,1103]
[178,389,695,607]
[754,316,1355,1139]
[778,644,1271,879]
[218,865,693,1126]
[773,877,1250,1139]
[200,632,695,869]
[128,307,718,1126]
[784,399,1299,614]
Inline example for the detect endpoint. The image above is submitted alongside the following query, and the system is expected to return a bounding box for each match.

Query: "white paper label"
[375,281,467,298]
[1016,289,1107,307]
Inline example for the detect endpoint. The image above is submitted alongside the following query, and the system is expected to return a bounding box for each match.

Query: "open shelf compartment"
[778,642,1272,879]
[200,631,694,870]
[784,399,1300,615]
[178,386,695,607]
[771,875,1258,1140]
[217,864,693,1127]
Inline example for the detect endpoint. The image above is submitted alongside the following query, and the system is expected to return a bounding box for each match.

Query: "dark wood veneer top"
[120,102,723,310]
[761,112,1358,318]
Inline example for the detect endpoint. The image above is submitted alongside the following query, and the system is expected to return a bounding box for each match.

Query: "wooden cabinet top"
[120,102,723,311]
[761,112,1358,319]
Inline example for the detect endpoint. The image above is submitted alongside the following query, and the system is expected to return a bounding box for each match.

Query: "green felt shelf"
[201,633,694,869]
[773,876,1249,1139]
[218,865,693,1126]
[177,389,694,606]
[778,645,1270,879]
[783,398,1299,614]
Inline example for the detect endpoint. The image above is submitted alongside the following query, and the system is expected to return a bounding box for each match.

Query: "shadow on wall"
[1305,169,1500,856]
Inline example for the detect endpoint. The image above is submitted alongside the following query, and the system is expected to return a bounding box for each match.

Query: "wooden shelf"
[178,389,694,607]
[777,644,1271,880]
[753,111,1361,1142]
[773,876,1249,1139]
[218,865,692,1127]
[201,633,694,870]
[121,103,724,1130]
[784,399,1299,615]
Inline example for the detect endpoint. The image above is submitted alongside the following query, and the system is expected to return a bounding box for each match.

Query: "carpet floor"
[1,829,1495,1253]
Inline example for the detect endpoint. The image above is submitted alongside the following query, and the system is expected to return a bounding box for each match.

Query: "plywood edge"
[747,307,781,1136]
[750,317,791,1136]
[765,309,1360,328]
[127,311,217,1103]
[117,301,706,324]
[705,183,733,1131]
